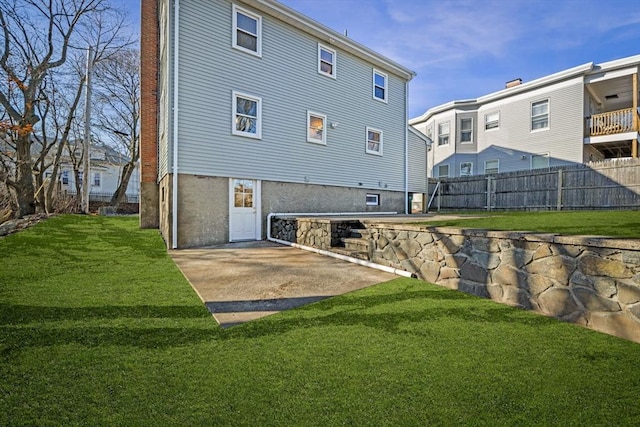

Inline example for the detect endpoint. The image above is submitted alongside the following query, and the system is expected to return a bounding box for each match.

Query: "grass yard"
[1,215,639,426]
[422,210,640,238]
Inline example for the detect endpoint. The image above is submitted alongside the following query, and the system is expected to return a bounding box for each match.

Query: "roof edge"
[244,0,416,81]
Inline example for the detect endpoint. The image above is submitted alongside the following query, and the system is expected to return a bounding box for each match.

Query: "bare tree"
[0,0,109,217]
[93,48,139,208]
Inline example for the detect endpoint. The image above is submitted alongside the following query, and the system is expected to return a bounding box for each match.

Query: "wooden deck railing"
[586,108,638,137]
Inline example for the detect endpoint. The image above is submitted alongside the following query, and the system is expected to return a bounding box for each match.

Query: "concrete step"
[342,237,369,252]
[350,228,370,238]
[329,247,370,261]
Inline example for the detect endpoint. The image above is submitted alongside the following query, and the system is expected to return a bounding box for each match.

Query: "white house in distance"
[54,143,140,203]
[140,0,426,248]
[410,55,640,178]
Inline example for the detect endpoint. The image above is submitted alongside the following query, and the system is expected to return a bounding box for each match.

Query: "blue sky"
[278,0,640,117]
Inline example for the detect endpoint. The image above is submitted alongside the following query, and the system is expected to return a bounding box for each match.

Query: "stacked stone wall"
[270,217,640,342]
[365,223,640,342]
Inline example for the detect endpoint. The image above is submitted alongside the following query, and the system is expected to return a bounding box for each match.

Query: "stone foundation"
[271,217,640,343]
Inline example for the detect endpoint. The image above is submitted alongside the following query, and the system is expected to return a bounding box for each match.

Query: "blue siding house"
[141,0,418,248]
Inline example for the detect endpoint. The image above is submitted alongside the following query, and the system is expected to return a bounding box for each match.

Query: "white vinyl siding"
[232,4,262,57]
[307,111,326,145]
[318,44,336,78]
[407,128,428,193]
[531,99,549,131]
[373,69,387,102]
[366,127,383,155]
[232,91,262,139]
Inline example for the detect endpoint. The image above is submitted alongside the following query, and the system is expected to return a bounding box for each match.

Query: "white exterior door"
[229,178,261,242]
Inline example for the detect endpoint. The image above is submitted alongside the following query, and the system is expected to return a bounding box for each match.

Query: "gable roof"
[241,0,416,81]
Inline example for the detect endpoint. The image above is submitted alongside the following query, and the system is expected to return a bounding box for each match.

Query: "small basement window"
[366,194,380,206]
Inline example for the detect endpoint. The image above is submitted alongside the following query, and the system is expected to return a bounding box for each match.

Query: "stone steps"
[329,247,370,261]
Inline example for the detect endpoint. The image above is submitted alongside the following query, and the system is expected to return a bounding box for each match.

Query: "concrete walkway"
[170,241,396,327]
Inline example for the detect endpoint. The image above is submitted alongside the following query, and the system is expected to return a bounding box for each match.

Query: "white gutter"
[266,212,414,278]
[171,0,180,249]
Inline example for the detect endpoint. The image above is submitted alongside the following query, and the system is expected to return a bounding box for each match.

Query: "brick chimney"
[139,0,159,228]
[505,78,522,89]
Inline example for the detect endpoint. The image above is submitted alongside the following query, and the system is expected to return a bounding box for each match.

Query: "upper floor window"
[373,69,387,102]
[485,159,499,174]
[232,91,262,139]
[532,153,550,169]
[366,127,383,155]
[485,111,499,130]
[460,162,473,176]
[531,99,549,131]
[460,118,473,143]
[438,122,450,146]
[318,44,336,78]
[437,164,449,178]
[61,170,69,185]
[307,111,326,145]
[232,5,262,57]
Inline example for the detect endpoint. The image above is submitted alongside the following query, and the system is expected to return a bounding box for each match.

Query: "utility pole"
[82,46,93,214]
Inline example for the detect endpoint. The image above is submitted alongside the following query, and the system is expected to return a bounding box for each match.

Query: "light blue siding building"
[410,55,640,178]
[145,0,419,247]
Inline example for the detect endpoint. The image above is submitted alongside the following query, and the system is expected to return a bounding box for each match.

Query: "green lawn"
[422,210,640,238]
[1,215,639,426]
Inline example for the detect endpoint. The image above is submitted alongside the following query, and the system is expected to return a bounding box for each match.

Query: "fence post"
[437,181,441,212]
[557,169,563,211]
[486,176,492,211]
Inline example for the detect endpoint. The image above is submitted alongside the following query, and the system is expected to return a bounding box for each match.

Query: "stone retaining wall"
[365,223,640,343]
[271,217,361,250]
[271,217,640,342]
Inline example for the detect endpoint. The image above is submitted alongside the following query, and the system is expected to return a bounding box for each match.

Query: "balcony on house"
[583,69,639,159]
[585,108,639,137]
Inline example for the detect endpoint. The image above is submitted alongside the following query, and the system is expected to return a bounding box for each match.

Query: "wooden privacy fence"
[429,158,640,211]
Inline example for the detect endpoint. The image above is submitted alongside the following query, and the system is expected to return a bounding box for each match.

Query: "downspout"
[266,212,414,278]
[171,0,180,249]
[404,81,409,214]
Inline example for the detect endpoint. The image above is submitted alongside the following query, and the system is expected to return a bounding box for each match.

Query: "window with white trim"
[232,91,262,139]
[531,99,549,131]
[485,111,499,130]
[373,69,387,102]
[232,4,262,56]
[366,127,383,155]
[438,122,450,146]
[485,159,499,174]
[92,172,101,187]
[437,164,449,178]
[366,194,379,206]
[318,44,336,78]
[460,118,473,143]
[460,162,473,176]
[307,111,326,145]
[532,153,550,169]
[61,170,69,185]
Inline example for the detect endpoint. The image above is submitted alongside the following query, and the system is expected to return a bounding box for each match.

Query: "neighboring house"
[0,137,139,203]
[410,55,640,178]
[140,0,421,248]
[54,143,140,203]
